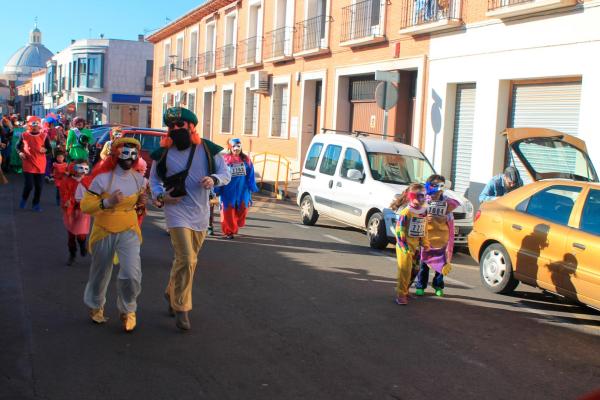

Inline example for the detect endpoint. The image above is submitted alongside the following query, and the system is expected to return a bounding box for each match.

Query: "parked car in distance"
[120,128,167,176]
[468,128,600,310]
[297,130,474,249]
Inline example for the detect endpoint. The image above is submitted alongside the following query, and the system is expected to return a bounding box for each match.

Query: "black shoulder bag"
[158,145,197,198]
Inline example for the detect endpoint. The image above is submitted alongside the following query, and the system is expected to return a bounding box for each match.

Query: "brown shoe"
[89,308,108,324]
[164,293,175,317]
[120,312,136,332]
[175,311,191,331]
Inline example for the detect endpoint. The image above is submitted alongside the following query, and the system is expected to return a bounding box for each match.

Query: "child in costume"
[391,183,427,305]
[81,137,147,332]
[60,161,92,265]
[52,151,68,205]
[215,138,258,239]
[66,117,92,162]
[17,116,52,211]
[416,175,459,297]
[99,127,123,161]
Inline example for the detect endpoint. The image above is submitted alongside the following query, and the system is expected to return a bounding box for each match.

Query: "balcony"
[215,45,237,72]
[168,59,184,82]
[158,66,166,84]
[182,57,199,79]
[198,51,216,76]
[487,0,577,18]
[264,27,294,63]
[398,0,462,35]
[238,36,262,68]
[294,15,330,57]
[340,0,386,47]
[145,76,153,91]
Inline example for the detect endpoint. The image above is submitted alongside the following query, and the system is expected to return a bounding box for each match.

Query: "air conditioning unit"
[249,71,270,94]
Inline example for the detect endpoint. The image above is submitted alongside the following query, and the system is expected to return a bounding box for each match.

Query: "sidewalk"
[257,179,299,203]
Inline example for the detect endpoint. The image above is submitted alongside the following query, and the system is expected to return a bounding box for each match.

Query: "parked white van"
[297,131,474,249]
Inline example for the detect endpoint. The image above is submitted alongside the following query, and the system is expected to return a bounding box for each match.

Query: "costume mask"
[117,145,138,170]
[169,128,191,151]
[74,164,90,175]
[425,181,444,196]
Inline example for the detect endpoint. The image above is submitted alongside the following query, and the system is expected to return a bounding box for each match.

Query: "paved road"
[1,175,599,400]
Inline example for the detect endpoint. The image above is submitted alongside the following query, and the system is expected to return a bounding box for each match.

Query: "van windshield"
[367,152,435,185]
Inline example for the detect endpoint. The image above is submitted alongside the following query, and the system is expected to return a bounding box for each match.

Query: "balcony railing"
[168,59,184,81]
[399,0,461,29]
[198,51,216,75]
[215,45,237,71]
[488,0,533,10]
[238,36,261,66]
[341,0,385,43]
[158,66,166,84]
[294,15,328,53]
[264,27,294,60]
[182,57,199,78]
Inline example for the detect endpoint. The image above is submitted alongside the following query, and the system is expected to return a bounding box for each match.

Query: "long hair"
[390,183,424,211]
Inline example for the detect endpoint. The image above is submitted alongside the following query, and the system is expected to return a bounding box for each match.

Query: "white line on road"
[323,234,351,244]
[370,251,396,263]
[443,277,476,289]
[292,223,310,229]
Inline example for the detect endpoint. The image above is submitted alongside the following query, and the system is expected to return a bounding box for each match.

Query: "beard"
[118,158,134,170]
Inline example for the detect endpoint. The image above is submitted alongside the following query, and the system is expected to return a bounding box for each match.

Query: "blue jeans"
[416,263,444,290]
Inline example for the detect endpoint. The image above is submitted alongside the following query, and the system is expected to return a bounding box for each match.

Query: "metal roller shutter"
[451,84,476,196]
[509,81,582,183]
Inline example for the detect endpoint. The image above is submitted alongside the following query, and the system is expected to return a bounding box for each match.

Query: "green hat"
[163,107,198,127]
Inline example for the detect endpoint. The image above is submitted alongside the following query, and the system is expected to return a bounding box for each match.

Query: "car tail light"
[474,210,481,222]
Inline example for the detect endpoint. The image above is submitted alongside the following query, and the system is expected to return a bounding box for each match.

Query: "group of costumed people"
[391,174,459,305]
[25,106,256,333]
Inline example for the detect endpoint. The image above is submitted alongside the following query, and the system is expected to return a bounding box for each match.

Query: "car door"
[329,146,368,227]
[312,143,342,216]
[510,184,582,290]
[564,187,600,308]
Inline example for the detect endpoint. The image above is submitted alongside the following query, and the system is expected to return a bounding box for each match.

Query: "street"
[1,175,599,400]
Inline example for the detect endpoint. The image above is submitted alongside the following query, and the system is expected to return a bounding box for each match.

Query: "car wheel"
[480,243,519,294]
[300,195,319,226]
[367,212,388,250]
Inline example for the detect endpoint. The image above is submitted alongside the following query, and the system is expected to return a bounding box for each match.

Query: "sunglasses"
[119,147,139,160]
[232,145,242,149]
[167,120,186,129]
[30,122,40,127]
[165,109,186,129]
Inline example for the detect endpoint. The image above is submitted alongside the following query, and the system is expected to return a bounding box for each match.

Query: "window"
[162,94,168,127]
[77,58,88,87]
[244,87,259,135]
[524,185,581,226]
[221,88,234,133]
[271,82,289,137]
[189,31,198,76]
[367,153,434,185]
[74,54,103,89]
[305,143,323,171]
[580,189,600,236]
[340,148,365,179]
[319,145,342,176]
[187,91,196,113]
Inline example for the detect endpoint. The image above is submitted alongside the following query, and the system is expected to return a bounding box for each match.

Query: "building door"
[349,74,382,135]
[314,80,322,136]
[202,91,213,140]
[508,80,582,184]
[450,83,476,196]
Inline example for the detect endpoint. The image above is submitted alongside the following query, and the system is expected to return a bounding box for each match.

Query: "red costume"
[60,163,93,263]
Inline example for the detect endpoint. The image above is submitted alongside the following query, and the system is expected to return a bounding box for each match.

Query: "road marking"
[443,277,476,289]
[369,251,397,263]
[323,234,351,244]
[452,264,479,272]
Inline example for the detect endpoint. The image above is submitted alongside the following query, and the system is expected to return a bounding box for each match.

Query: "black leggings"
[22,173,44,206]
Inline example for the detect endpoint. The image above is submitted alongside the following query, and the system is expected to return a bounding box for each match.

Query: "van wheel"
[300,195,319,225]
[480,243,519,294]
[367,212,388,249]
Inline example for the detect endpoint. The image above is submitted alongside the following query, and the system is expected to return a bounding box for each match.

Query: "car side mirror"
[347,169,364,182]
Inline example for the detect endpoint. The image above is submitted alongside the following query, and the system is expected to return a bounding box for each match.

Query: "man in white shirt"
[150,107,231,331]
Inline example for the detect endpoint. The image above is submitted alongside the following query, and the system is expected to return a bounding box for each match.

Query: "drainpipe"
[418,54,429,152]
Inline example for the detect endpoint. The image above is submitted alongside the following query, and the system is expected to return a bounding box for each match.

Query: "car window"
[319,145,342,176]
[580,189,600,236]
[305,143,323,171]
[141,135,161,152]
[524,185,581,226]
[340,147,364,179]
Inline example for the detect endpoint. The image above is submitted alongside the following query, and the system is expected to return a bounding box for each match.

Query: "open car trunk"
[504,128,598,183]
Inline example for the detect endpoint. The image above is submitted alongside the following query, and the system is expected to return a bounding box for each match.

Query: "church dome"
[3,24,53,76]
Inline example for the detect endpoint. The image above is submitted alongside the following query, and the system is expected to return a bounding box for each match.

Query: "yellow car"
[468,128,600,309]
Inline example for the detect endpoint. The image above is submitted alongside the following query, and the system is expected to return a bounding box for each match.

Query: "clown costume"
[215,138,258,239]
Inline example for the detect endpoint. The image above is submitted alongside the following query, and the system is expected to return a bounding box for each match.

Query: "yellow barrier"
[252,152,291,199]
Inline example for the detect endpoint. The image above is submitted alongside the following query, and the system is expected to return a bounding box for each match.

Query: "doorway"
[202,91,214,140]
[300,78,324,167]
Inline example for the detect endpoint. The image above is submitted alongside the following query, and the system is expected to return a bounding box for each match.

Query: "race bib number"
[428,201,448,217]
[408,217,425,238]
[230,163,247,177]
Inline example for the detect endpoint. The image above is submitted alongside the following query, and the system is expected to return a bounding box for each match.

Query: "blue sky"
[1,0,204,70]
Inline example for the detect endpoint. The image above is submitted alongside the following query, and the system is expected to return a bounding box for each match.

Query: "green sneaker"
[435,289,444,297]
[415,288,425,296]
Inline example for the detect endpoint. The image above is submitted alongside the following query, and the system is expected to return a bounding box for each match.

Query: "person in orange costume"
[17,116,52,211]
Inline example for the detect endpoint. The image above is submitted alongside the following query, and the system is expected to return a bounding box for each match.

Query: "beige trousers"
[166,228,206,312]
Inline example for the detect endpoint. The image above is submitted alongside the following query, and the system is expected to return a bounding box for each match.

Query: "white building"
[423,2,600,206]
[31,69,46,117]
[45,36,154,126]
